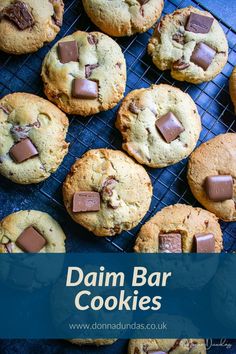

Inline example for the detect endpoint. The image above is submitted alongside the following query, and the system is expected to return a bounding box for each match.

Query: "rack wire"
[1,0,236,253]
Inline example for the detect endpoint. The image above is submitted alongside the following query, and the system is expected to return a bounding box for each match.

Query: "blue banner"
[0,253,235,339]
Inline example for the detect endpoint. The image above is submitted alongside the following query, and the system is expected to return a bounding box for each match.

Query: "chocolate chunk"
[129,102,140,114]
[72,78,98,99]
[9,138,38,163]
[186,12,214,34]
[10,125,31,141]
[172,58,190,70]
[172,32,185,45]
[87,34,98,45]
[194,233,215,253]
[159,233,182,253]
[155,112,185,143]
[16,226,46,253]
[2,1,34,30]
[85,63,99,78]
[190,42,216,71]
[73,192,101,212]
[204,175,233,202]
[138,0,149,5]
[50,0,62,27]
[58,41,79,64]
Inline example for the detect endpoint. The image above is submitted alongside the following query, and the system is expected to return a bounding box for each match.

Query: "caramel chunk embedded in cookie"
[194,233,215,253]
[9,138,38,163]
[16,226,47,253]
[190,42,216,71]
[73,192,101,212]
[155,112,185,143]
[186,12,214,34]
[204,175,233,202]
[58,41,79,64]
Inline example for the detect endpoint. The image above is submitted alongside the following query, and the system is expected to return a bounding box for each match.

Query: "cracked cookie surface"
[63,149,152,237]
[187,133,236,222]
[148,6,228,84]
[128,338,206,354]
[41,31,127,116]
[134,204,222,253]
[116,84,201,168]
[0,92,69,184]
[0,0,64,54]
[0,210,66,253]
[82,0,164,37]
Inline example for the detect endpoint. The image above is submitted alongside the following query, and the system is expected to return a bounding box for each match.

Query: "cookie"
[187,133,236,222]
[0,210,66,253]
[68,339,116,346]
[128,339,206,354]
[82,0,164,37]
[41,31,126,116]
[63,149,152,237]
[0,92,69,185]
[116,84,201,168]
[229,66,236,112]
[134,204,222,253]
[0,0,64,55]
[148,6,228,84]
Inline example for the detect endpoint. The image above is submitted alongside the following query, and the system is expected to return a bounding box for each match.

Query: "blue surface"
[0,0,236,352]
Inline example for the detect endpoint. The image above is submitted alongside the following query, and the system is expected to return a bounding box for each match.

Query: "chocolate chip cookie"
[187,133,236,222]
[63,149,152,237]
[148,6,228,84]
[41,31,127,116]
[0,0,64,54]
[229,66,236,112]
[69,339,116,346]
[116,84,201,168]
[82,0,164,37]
[128,339,206,354]
[0,210,66,253]
[134,204,222,253]
[0,93,69,184]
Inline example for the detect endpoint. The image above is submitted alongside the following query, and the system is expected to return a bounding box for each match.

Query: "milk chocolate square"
[73,192,101,212]
[204,175,233,202]
[9,138,38,163]
[16,226,46,253]
[156,112,185,143]
[72,78,98,99]
[194,233,215,253]
[58,41,79,64]
[190,42,216,71]
[186,13,214,34]
[2,1,34,30]
[159,233,182,253]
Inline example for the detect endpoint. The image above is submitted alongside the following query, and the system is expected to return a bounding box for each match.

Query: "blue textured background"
[0,0,236,352]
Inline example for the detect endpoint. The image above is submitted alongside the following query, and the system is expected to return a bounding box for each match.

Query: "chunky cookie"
[128,339,206,354]
[0,0,64,55]
[187,133,236,222]
[41,31,126,116]
[82,0,164,37]
[229,66,236,112]
[0,210,66,253]
[148,6,228,84]
[134,204,222,253]
[63,149,152,237]
[116,84,201,168]
[0,93,69,184]
[69,339,116,346]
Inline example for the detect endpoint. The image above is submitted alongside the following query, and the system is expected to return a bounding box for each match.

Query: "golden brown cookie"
[0,0,64,54]
[229,66,236,112]
[41,31,126,116]
[68,339,116,346]
[116,84,201,168]
[187,133,236,222]
[63,149,152,237]
[148,6,228,84]
[82,0,164,37]
[134,204,222,253]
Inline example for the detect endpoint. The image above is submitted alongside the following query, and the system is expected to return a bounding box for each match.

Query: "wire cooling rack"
[0,0,236,255]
